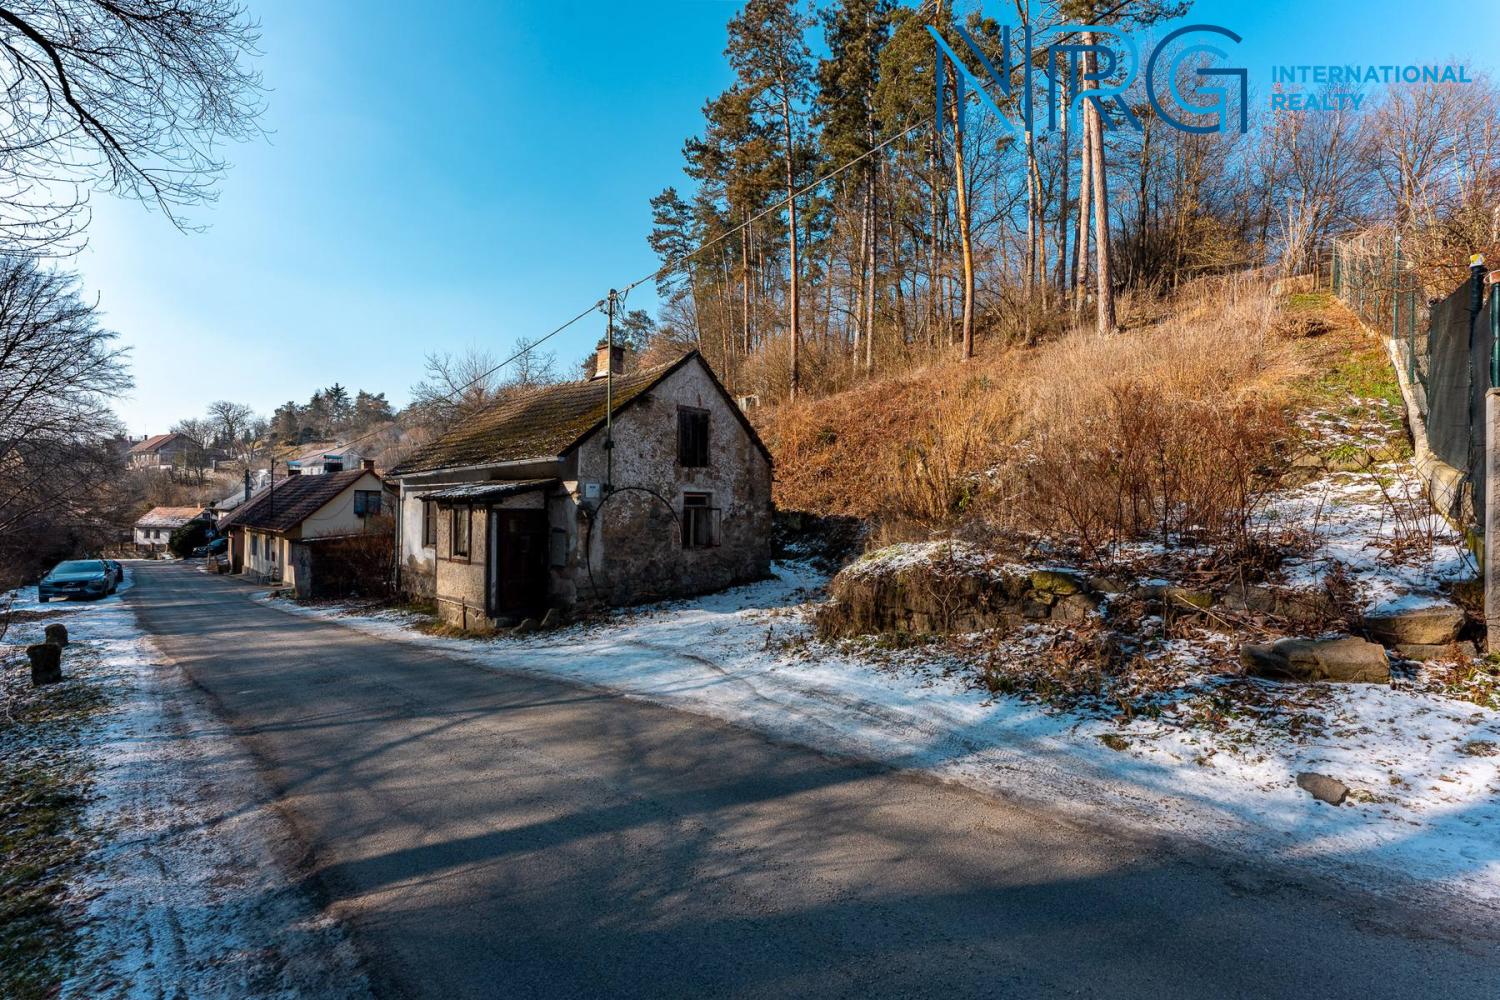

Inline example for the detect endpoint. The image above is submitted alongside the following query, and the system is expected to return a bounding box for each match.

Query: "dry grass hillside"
[755,276,1381,564]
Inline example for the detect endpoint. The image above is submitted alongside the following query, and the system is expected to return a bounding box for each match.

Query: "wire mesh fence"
[1332,235,1498,528]
[1331,236,1428,413]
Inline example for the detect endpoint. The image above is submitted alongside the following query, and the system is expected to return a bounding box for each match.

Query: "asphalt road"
[129,562,1500,1000]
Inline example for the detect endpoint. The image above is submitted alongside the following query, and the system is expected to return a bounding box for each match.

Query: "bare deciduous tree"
[409,338,559,430]
[0,259,130,588]
[0,0,265,249]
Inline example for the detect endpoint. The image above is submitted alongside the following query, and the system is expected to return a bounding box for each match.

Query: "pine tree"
[725,0,815,397]
[818,0,891,370]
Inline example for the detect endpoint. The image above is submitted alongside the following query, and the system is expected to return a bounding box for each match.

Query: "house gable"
[562,353,772,469]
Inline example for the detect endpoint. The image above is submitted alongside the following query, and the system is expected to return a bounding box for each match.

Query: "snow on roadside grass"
[270,550,1500,907]
[3,568,368,1000]
[1263,463,1475,610]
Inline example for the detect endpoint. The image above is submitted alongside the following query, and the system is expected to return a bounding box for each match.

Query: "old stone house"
[133,506,209,552]
[218,464,390,595]
[128,432,202,469]
[388,348,773,630]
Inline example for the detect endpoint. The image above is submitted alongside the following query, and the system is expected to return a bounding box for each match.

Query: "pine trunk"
[1084,37,1116,335]
[782,96,801,398]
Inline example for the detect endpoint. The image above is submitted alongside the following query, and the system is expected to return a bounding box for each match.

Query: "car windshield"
[53,560,104,574]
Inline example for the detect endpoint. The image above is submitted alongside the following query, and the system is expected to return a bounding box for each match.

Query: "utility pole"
[604,289,617,493]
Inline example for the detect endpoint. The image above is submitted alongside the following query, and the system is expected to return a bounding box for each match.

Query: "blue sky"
[83,0,1492,434]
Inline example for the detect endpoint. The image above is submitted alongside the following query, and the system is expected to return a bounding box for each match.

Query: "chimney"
[362,459,376,472]
[592,344,628,380]
[287,467,302,477]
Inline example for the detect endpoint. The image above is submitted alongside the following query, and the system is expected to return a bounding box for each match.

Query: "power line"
[280,114,939,462]
[618,117,933,298]
[279,300,605,460]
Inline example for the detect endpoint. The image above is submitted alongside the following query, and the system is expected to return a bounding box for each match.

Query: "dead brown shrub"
[757,357,1018,525]
[992,288,1303,558]
[757,280,1304,558]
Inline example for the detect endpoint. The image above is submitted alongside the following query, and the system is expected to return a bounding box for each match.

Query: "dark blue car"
[38,559,115,602]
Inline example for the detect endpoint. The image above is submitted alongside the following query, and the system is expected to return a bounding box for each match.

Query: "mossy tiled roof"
[389,356,690,476]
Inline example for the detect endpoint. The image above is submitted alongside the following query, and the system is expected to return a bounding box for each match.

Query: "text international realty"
[1271,65,1473,84]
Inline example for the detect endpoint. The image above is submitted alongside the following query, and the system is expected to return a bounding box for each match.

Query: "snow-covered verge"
[1,568,369,1000]
[270,475,1500,909]
[1265,463,1475,611]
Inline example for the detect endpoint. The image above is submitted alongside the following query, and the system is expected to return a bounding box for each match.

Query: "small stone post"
[1486,387,1500,651]
[27,643,62,686]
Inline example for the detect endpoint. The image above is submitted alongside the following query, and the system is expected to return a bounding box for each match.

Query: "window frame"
[677,406,710,468]
[451,507,470,558]
[681,492,720,549]
[353,489,382,517]
[422,500,437,548]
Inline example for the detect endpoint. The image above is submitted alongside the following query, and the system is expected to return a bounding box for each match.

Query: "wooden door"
[489,509,550,616]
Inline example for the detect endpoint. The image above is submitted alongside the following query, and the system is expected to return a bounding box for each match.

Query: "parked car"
[191,537,227,558]
[38,560,115,602]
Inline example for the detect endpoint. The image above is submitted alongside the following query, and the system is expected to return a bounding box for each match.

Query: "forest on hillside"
[624,0,1499,403]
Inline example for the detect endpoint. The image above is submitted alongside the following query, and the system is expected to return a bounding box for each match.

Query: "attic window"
[678,407,709,467]
[354,490,382,517]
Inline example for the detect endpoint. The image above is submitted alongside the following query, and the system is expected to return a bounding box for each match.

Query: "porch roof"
[418,478,557,505]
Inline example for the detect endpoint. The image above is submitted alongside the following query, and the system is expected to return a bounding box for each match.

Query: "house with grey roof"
[133,506,210,552]
[387,347,773,631]
[218,464,389,593]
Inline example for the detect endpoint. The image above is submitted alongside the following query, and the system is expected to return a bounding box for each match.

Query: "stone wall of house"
[430,492,548,629]
[434,503,491,631]
[396,461,563,603]
[563,361,773,608]
[398,482,437,599]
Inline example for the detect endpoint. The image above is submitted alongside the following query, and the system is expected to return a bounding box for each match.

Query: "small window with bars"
[677,407,710,467]
[682,492,720,549]
[354,490,382,517]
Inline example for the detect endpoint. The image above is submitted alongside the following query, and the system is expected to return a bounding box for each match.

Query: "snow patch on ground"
[269,540,1500,907]
[1263,466,1475,609]
[6,568,370,1000]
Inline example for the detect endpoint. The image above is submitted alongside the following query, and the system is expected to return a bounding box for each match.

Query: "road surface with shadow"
[128,561,1500,1000]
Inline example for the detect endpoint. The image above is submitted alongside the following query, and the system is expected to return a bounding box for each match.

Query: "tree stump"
[27,643,62,685]
[44,623,68,646]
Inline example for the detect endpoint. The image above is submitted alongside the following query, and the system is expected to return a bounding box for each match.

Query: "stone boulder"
[1240,636,1390,684]
[1392,641,1477,663]
[816,544,1101,639]
[1362,603,1465,646]
[1296,772,1349,806]
[44,623,68,646]
[27,642,62,686]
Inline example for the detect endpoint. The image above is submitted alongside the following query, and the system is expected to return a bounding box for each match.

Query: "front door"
[488,509,550,617]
